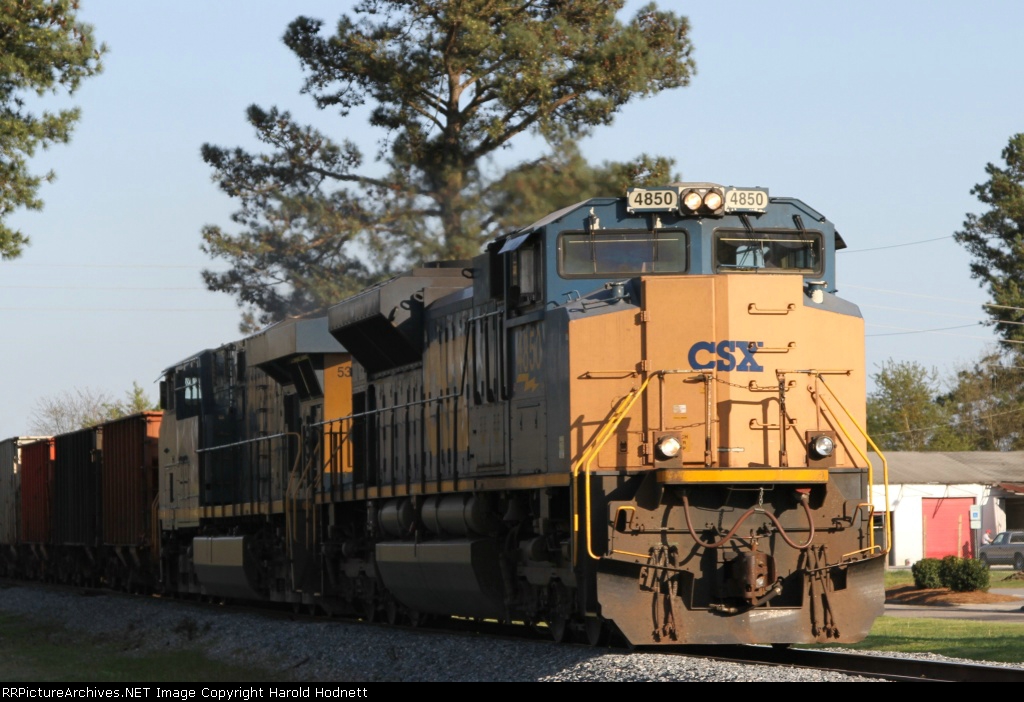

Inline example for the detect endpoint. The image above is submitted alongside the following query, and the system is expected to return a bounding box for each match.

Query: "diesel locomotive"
[0,182,889,647]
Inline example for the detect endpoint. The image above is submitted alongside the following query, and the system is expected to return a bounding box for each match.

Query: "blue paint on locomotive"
[494,190,840,310]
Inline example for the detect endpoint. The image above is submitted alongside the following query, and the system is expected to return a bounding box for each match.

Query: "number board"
[626,187,679,212]
[724,188,769,213]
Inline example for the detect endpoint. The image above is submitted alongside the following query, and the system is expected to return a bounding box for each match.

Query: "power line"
[3,262,212,269]
[845,284,984,305]
[847,284,1024,314]
[839,235,955,253]
[870,406,1024,438]
[866,323,1024,344]
[860,304,985,322]
[860,304,1024,326]
[0,285,208,291]
[867,323,982,337]
[0,307,237,313]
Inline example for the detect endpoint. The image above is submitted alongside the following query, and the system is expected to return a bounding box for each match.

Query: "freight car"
[152,182,889,647]
[0,414,161,587]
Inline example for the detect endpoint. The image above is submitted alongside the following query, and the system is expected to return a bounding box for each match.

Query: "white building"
[869,452,1024,567]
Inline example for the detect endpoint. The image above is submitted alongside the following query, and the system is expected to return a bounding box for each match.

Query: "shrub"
[939,555,962,587]
[942,557,991,592]
[911,558,943,589]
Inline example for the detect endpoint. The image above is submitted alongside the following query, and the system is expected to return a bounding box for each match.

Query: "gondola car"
[0,414,162,587]
[154,182,889,646]
[0,436,47,578]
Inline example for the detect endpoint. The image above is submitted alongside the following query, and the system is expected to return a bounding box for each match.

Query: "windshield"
[559,229,687,277]
[715,230,822,274]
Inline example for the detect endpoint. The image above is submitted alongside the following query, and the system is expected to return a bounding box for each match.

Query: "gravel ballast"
[0,584,889,682]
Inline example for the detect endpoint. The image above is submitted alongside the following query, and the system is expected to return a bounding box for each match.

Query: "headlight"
[809,435,835,459]
[680,187,725,216]
[682,191,703,212]
[703,190,723,211]
[656,436,682,460]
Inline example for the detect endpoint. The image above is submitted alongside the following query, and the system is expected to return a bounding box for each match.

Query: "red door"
[922,497,975,559]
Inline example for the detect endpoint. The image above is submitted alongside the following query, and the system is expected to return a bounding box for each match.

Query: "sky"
[2,1,1023,439]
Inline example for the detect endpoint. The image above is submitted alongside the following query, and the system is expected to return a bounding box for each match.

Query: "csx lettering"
[687,340,764,372]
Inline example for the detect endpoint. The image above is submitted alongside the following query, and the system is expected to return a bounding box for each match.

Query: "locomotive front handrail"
[757,368,889,561]
[810,372,890,558]
[571,369,711,564]
[815,376,888,556]
[572,376,655,563]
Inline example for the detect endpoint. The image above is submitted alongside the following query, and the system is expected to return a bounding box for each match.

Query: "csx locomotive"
[0,183,889,647]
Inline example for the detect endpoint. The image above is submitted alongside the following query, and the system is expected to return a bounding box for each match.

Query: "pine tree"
[953,133,1024,346]
[0,0,106,259]
[201,1,695,329]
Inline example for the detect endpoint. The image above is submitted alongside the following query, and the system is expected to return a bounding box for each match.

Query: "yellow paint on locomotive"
[569,274,866,474]
[322,353,354,474]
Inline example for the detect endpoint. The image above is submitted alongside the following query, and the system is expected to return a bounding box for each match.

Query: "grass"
[0,612,293,683]
[823,617,1024,664]
[981,568,1024,588]
[801,565,1024,665]
[885,565,1024,590]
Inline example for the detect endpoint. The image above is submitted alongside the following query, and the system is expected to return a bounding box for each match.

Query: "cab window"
[175,360,202,420]
[715,230,822,274]
[509,237,542,309]
[558,229,688,278]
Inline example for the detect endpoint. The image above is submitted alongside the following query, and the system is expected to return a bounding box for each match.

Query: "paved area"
[885,589,1024,622]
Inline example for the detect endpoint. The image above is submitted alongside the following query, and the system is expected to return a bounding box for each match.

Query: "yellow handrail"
[571,374,657,564]
[816,375,891,557]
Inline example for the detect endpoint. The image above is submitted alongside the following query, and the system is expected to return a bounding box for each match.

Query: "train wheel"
[385,597,400,626]
[360,597,377,623]
[549,615,571,644]
[584,617,608,647]
[407,609,422,628]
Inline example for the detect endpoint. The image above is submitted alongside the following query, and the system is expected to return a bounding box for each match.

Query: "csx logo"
[687,341,765,372]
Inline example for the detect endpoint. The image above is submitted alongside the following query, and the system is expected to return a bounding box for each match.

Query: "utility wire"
[866,323,1024,344]
[0,284,207,291]
[867,323,982,337]
[0,307,236,312]
[3,262,214,269]
[870,407,1024,438]
[839,235,955,253]
[845,284,1017,309]
[861,304,1024,326]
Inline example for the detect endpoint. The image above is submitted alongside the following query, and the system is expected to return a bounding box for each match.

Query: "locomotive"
[0,182,889,647]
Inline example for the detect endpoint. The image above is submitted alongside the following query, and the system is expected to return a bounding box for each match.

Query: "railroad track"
[672,645,1024,682]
